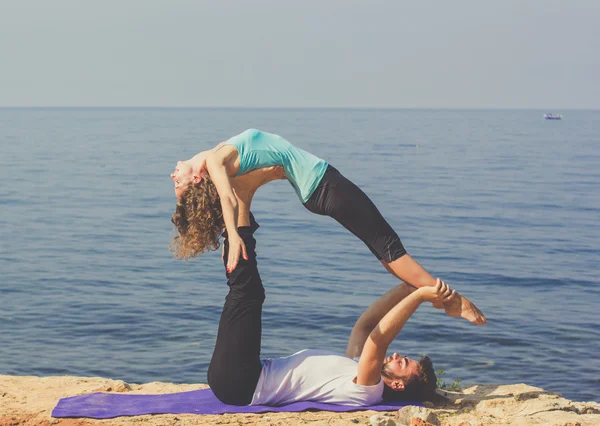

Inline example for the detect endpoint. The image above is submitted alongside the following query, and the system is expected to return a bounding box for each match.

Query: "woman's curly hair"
[170,175,224,260]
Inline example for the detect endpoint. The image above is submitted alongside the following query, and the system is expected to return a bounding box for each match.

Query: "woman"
[170,129,486,325]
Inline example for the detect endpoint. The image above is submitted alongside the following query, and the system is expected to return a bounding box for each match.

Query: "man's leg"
[207,214,265,405]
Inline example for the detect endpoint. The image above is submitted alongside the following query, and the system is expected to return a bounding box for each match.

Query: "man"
[205,167,460,406]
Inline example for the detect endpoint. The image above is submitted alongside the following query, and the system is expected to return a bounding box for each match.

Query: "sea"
[0,108,598,403]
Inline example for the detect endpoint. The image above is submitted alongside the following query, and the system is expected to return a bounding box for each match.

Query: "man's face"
[171,161,194,199]
[383,353,420,379]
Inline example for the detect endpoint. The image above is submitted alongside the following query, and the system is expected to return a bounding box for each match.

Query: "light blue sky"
[1,0,598,108]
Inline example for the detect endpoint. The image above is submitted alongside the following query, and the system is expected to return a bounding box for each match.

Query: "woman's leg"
[207,216,265,405]
[304,166,407,263]
[304,166,486,325]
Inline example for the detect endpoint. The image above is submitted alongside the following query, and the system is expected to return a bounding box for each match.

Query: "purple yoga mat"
[52,387,419,419]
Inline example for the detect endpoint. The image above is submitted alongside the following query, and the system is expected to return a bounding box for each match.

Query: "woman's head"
[171,161,194,199]
[171,157,208,200]
[170,175,224,260]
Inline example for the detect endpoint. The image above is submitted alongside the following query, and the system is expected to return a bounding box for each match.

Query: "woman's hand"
[226,233,248,273]
[417,278,456,305]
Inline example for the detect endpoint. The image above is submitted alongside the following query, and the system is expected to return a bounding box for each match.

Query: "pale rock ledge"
[1,375,598,426]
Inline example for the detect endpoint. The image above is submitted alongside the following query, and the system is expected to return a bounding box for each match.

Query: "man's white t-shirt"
[250,349,384,406]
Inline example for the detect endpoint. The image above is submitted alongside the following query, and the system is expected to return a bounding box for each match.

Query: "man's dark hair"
[381,356,437,402]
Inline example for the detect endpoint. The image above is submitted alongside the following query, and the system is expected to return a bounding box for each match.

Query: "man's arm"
[346,283,416,359]
[355,281,455,386]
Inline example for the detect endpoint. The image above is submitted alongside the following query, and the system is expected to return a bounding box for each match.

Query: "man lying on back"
[205,166,462,406]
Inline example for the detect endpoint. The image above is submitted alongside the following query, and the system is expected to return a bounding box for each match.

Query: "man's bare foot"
[230,166,286,200]
[442,293,487,325]
[232,166,285,192]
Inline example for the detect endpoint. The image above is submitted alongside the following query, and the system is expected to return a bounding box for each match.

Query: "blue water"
[1,108,598,403]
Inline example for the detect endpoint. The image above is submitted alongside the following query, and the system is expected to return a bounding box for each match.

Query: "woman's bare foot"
[441,293,487,325]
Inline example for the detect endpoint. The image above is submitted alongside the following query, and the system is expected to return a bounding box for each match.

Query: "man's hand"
[226,233,248,273]
[417,278,456,305]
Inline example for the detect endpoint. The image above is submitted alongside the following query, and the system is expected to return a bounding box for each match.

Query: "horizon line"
[0,106,596,111]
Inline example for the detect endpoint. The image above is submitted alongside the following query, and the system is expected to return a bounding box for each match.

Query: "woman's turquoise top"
[226,129,328,203]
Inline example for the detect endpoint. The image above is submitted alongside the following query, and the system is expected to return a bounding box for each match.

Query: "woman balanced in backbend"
[170,129,486,325]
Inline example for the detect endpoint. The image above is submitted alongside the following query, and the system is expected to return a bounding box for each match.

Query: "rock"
[370,413,398,426]
[513,390,557,401]
[396,406,439,425]
[411,418,437,426]
[1,376,599,426]
[92,380,132,393]
[111,381,132,392]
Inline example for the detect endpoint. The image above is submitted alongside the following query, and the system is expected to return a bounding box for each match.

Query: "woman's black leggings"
[207,215,264,405]
[303,165,407,263]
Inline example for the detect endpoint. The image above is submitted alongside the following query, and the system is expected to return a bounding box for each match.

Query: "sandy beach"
[1,375,598,426]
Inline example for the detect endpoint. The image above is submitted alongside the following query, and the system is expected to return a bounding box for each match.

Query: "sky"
[1,0,599,108]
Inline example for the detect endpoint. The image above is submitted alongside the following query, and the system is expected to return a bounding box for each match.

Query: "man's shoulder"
[301,349,352,358]
[271,349,353,363]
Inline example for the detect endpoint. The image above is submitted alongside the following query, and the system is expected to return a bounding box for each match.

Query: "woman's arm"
[205,146,247,271]
[219,166,285,261]
[187,142,230,182]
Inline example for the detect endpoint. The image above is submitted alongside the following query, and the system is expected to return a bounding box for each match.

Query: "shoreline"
[1,374,598,426]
